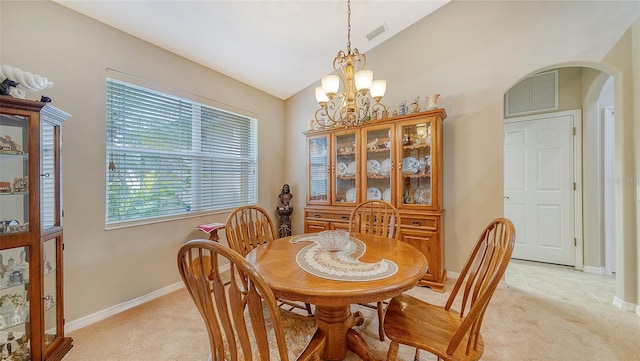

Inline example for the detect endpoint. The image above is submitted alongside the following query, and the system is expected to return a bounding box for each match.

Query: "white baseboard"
[612,295,639,314]
[446,270,459,280]
[65,263,232,334]
[582,266,605,275]
[66,262,232,333]
[65,281,185,333]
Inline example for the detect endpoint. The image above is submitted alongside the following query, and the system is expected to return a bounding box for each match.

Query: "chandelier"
[314,0,388,129]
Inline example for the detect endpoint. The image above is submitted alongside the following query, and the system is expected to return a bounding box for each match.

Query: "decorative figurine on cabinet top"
[0,65,54,99]
[411,97,421,113]
[398,100,408,116]
[0,79,18,96]
[425,93,441,110]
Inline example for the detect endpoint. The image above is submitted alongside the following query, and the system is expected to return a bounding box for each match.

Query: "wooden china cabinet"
[304,108,447,291]
[0,96,72,360]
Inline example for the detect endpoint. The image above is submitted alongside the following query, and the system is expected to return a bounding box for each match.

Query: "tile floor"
[504,258,616,305]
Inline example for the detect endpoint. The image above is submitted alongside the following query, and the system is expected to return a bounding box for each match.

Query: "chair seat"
[383,294,484,361]
[217,307,317,361]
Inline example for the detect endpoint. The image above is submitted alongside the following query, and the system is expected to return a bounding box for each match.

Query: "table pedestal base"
[315,306,377,361]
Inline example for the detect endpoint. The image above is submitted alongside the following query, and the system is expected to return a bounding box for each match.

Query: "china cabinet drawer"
[400,216,438,230]
[305,210,351,223]
[304,219,350,233]
[305,220,328,233]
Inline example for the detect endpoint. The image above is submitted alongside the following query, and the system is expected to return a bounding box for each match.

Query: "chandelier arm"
[355,93,371,123]
[315,107,336,128]
[333,55,348,87]
[372,102,389,120]
[353,48,367,71]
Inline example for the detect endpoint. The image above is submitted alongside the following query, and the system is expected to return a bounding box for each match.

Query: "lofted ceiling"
[54,0,450,100]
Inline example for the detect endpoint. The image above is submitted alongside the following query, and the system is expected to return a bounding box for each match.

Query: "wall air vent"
[506,70,558,116]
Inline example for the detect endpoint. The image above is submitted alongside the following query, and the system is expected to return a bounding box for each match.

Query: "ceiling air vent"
[366,24,387,41]
[506,70,558,116]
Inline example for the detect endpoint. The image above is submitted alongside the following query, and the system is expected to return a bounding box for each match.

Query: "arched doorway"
[503,65,628,305]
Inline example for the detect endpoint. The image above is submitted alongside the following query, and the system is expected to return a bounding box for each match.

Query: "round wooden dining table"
[245,233,428,361]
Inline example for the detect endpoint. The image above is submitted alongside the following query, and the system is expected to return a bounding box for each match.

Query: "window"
[106,77,257,227]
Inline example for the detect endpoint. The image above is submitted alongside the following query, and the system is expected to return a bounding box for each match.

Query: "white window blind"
[106,78,257,227]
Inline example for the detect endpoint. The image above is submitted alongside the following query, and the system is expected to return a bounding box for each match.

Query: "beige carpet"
[64,278,640,361]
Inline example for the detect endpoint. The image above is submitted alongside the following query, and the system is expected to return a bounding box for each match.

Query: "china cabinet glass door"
[307,135,329,205]
[43,238,59,353]
[40,120,61,233]
[0,109,32,358]
[0,113,29,235]
[333,130,358,205]
[399,120,434,208]
[0,245,30,350]
[363,124,394,203]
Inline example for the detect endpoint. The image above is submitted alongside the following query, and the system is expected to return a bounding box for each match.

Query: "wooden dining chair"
[383,218,516,361]
[225,205,278,257]
[225,205,313,315]
[177,239,325,361]
[349,199,402,341]
[349,199,401,239]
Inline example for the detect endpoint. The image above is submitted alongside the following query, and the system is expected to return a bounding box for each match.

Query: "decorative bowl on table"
[317,230,350,252]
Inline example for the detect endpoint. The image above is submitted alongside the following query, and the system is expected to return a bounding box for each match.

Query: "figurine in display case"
[0,182,10,193]
[12,178,26,193]
[0,135,21,153]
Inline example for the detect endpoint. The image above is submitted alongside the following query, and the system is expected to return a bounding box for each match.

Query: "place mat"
[290,234,398,282]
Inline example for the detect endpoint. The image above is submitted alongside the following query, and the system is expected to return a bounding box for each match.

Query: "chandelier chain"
[346,0,351,54]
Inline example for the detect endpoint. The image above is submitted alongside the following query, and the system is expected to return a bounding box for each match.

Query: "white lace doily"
[290,234,398,282]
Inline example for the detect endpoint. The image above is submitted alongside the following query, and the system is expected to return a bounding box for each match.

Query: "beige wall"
[287,1,639,305]
[1,1,287,321]
[1,0,639,325]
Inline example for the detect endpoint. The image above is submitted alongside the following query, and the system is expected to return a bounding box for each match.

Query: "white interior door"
[504,112,575,265]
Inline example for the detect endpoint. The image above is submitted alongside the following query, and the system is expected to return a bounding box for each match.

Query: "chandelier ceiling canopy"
[313,0,388,129]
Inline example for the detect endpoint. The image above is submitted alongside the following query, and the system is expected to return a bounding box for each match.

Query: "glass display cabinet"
[0,96,72,361]
[305,109,447,291]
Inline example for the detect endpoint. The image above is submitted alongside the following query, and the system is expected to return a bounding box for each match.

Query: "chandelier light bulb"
[321,75,340,99]
[370,80,387,101]
[315,86,329,106]
[355,69,373,93]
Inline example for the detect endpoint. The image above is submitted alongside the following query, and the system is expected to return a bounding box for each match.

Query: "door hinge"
[573,127,576,135]
[574,238,577,247]
[573,182,576,191]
